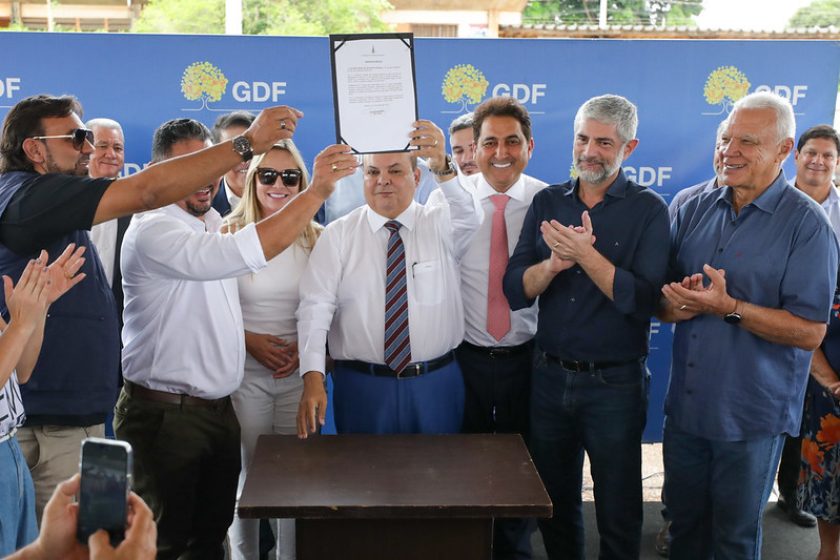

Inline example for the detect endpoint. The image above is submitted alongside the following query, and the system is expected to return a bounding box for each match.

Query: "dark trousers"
[529,354,648,560]
[456,340,535,560]
[113,387,241,560]
[777,434,801,503]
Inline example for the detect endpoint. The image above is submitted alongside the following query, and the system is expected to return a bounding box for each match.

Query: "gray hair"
[731,91,795,145]
[85,117,123,136]
[574,94,638,144]
[449,113,474,136]
[716,118,727,141]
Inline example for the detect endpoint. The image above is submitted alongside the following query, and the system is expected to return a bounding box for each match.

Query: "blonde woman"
[225,140,321,560]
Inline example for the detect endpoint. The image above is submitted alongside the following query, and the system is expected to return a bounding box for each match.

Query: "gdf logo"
[180,61,287,111]
[702,66,750,115]
[441,64,547,112]
[0,78,21,99]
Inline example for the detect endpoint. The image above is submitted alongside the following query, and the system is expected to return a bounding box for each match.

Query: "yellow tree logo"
[181,62,228,111]
[442,64,489,113]
[703,66,750,115]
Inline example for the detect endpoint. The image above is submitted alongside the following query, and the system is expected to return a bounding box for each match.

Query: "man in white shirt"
[115,118,354,560]
[297,119,479,436]
[430,96,546,560]
[86,118,129,317]
[775,124,840,529]
[449,112,479,177]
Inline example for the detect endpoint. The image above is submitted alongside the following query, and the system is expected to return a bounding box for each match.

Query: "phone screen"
[77,438,132,546]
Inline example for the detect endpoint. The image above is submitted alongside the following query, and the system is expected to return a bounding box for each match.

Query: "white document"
[331,34,417,154]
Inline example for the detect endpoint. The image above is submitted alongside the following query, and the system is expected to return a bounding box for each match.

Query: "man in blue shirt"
[660,92,838,559]
[504,94,670,560]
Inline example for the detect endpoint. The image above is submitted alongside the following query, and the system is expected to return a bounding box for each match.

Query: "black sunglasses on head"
[256,167,302,187]
[31,128,95,151]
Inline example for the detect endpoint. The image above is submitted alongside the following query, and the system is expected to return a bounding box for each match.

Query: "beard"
[184,200,212,217]
[44,147,88,177]
[574,152,624,185]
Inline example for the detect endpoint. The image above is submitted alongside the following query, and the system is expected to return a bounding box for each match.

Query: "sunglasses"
[31,128,95,151]
[256,167,302,188]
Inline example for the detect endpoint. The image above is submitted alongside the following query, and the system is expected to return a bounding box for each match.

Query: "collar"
[566,168,629,200]
[224,179,241,209]
[475,174,527,202]
[824,182,840,211]
[716,170,788,215]
[366,201,418,233]
[162,203,223,233]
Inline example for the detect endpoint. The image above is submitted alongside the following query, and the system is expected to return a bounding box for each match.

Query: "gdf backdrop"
[2,33,839,440]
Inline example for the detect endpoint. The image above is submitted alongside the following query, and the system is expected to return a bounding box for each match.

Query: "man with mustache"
[448,112,479,177]
[504,94,670,560]
[116,117,352,559]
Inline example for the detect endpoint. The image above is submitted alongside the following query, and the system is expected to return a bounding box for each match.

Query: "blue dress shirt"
[504,169,670,361]
[667,172,839,441]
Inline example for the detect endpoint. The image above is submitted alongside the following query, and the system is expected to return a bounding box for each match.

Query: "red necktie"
[487,194,511,342]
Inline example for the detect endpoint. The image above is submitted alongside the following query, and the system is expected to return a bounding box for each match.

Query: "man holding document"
[296,119,480,437]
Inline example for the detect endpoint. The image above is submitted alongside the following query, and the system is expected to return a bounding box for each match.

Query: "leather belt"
[460,340,533,359]
[124,380,229,408]
[546,355,640,373]
[336,351,455,379]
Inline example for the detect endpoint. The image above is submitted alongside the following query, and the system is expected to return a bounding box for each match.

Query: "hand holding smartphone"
[77,437,133,547]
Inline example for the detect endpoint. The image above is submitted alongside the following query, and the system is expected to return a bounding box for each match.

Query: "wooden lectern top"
[238,433,552,520]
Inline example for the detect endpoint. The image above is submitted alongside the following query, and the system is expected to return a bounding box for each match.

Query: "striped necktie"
[384,220,412,373]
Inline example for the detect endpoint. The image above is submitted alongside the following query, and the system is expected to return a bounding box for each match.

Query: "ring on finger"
[679,304,687,310]
[433,139,439,147]
[331,164,338,172]
[552,242,560,248]
[280,120,287,130]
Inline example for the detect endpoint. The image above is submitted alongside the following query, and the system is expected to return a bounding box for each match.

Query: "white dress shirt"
[89,219,118,287]
[225,181,242,211]
[298,177,480,375]
[821,182,840,237]
[427,173,546,347]
[120,204,267,399]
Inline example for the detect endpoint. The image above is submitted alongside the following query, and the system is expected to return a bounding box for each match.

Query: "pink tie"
[487,194,511,342]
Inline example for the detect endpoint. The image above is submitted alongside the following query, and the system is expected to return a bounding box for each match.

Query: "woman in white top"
[225,140,321,560]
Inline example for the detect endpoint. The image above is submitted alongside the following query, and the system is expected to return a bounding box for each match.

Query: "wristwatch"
[723,299,742,325]
[231,135,253,162]
[430,155,456,177]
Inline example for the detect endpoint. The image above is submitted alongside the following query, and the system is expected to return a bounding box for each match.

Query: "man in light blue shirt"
[659,92,839,559]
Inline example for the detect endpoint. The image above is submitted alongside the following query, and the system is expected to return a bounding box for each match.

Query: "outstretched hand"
[42,244,87,304]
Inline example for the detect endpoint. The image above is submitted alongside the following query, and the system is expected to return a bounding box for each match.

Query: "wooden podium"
[238,434,552,560]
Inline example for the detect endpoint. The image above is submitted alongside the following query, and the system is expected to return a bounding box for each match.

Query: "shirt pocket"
[411,260,444,306]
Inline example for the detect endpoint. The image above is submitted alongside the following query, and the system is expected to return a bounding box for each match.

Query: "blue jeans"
[529,354,648,560]
[0,436,38,555]
[663,423,784,560]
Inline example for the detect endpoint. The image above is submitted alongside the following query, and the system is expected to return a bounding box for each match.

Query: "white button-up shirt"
[298,177,479,375]
[427,173,546,347]
[120,204,267,399]
[821,182,840,237]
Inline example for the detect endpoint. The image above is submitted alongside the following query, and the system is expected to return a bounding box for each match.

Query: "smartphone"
[76,437,133,546]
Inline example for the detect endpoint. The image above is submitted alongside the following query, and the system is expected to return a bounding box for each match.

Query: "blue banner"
[2,33,838,440]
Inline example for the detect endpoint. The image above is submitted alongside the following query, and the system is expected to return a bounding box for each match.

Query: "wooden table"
[238,434,552,560]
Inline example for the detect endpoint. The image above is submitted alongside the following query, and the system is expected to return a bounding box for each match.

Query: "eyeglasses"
[31,128,95,151]
[256,167,302,188]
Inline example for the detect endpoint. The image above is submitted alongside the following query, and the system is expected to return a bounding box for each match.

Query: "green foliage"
[788,0,840,28]
[134,0,392,35]
[523,0,703,26]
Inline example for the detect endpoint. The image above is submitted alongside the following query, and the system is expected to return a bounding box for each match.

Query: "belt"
[336,351,455,379]
[123,380,229,408]
[546,355,640,373]
[460,340,533,359]
[0,427,17,444]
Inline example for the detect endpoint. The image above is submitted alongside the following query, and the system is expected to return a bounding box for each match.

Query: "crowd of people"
[0,88,838,560]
